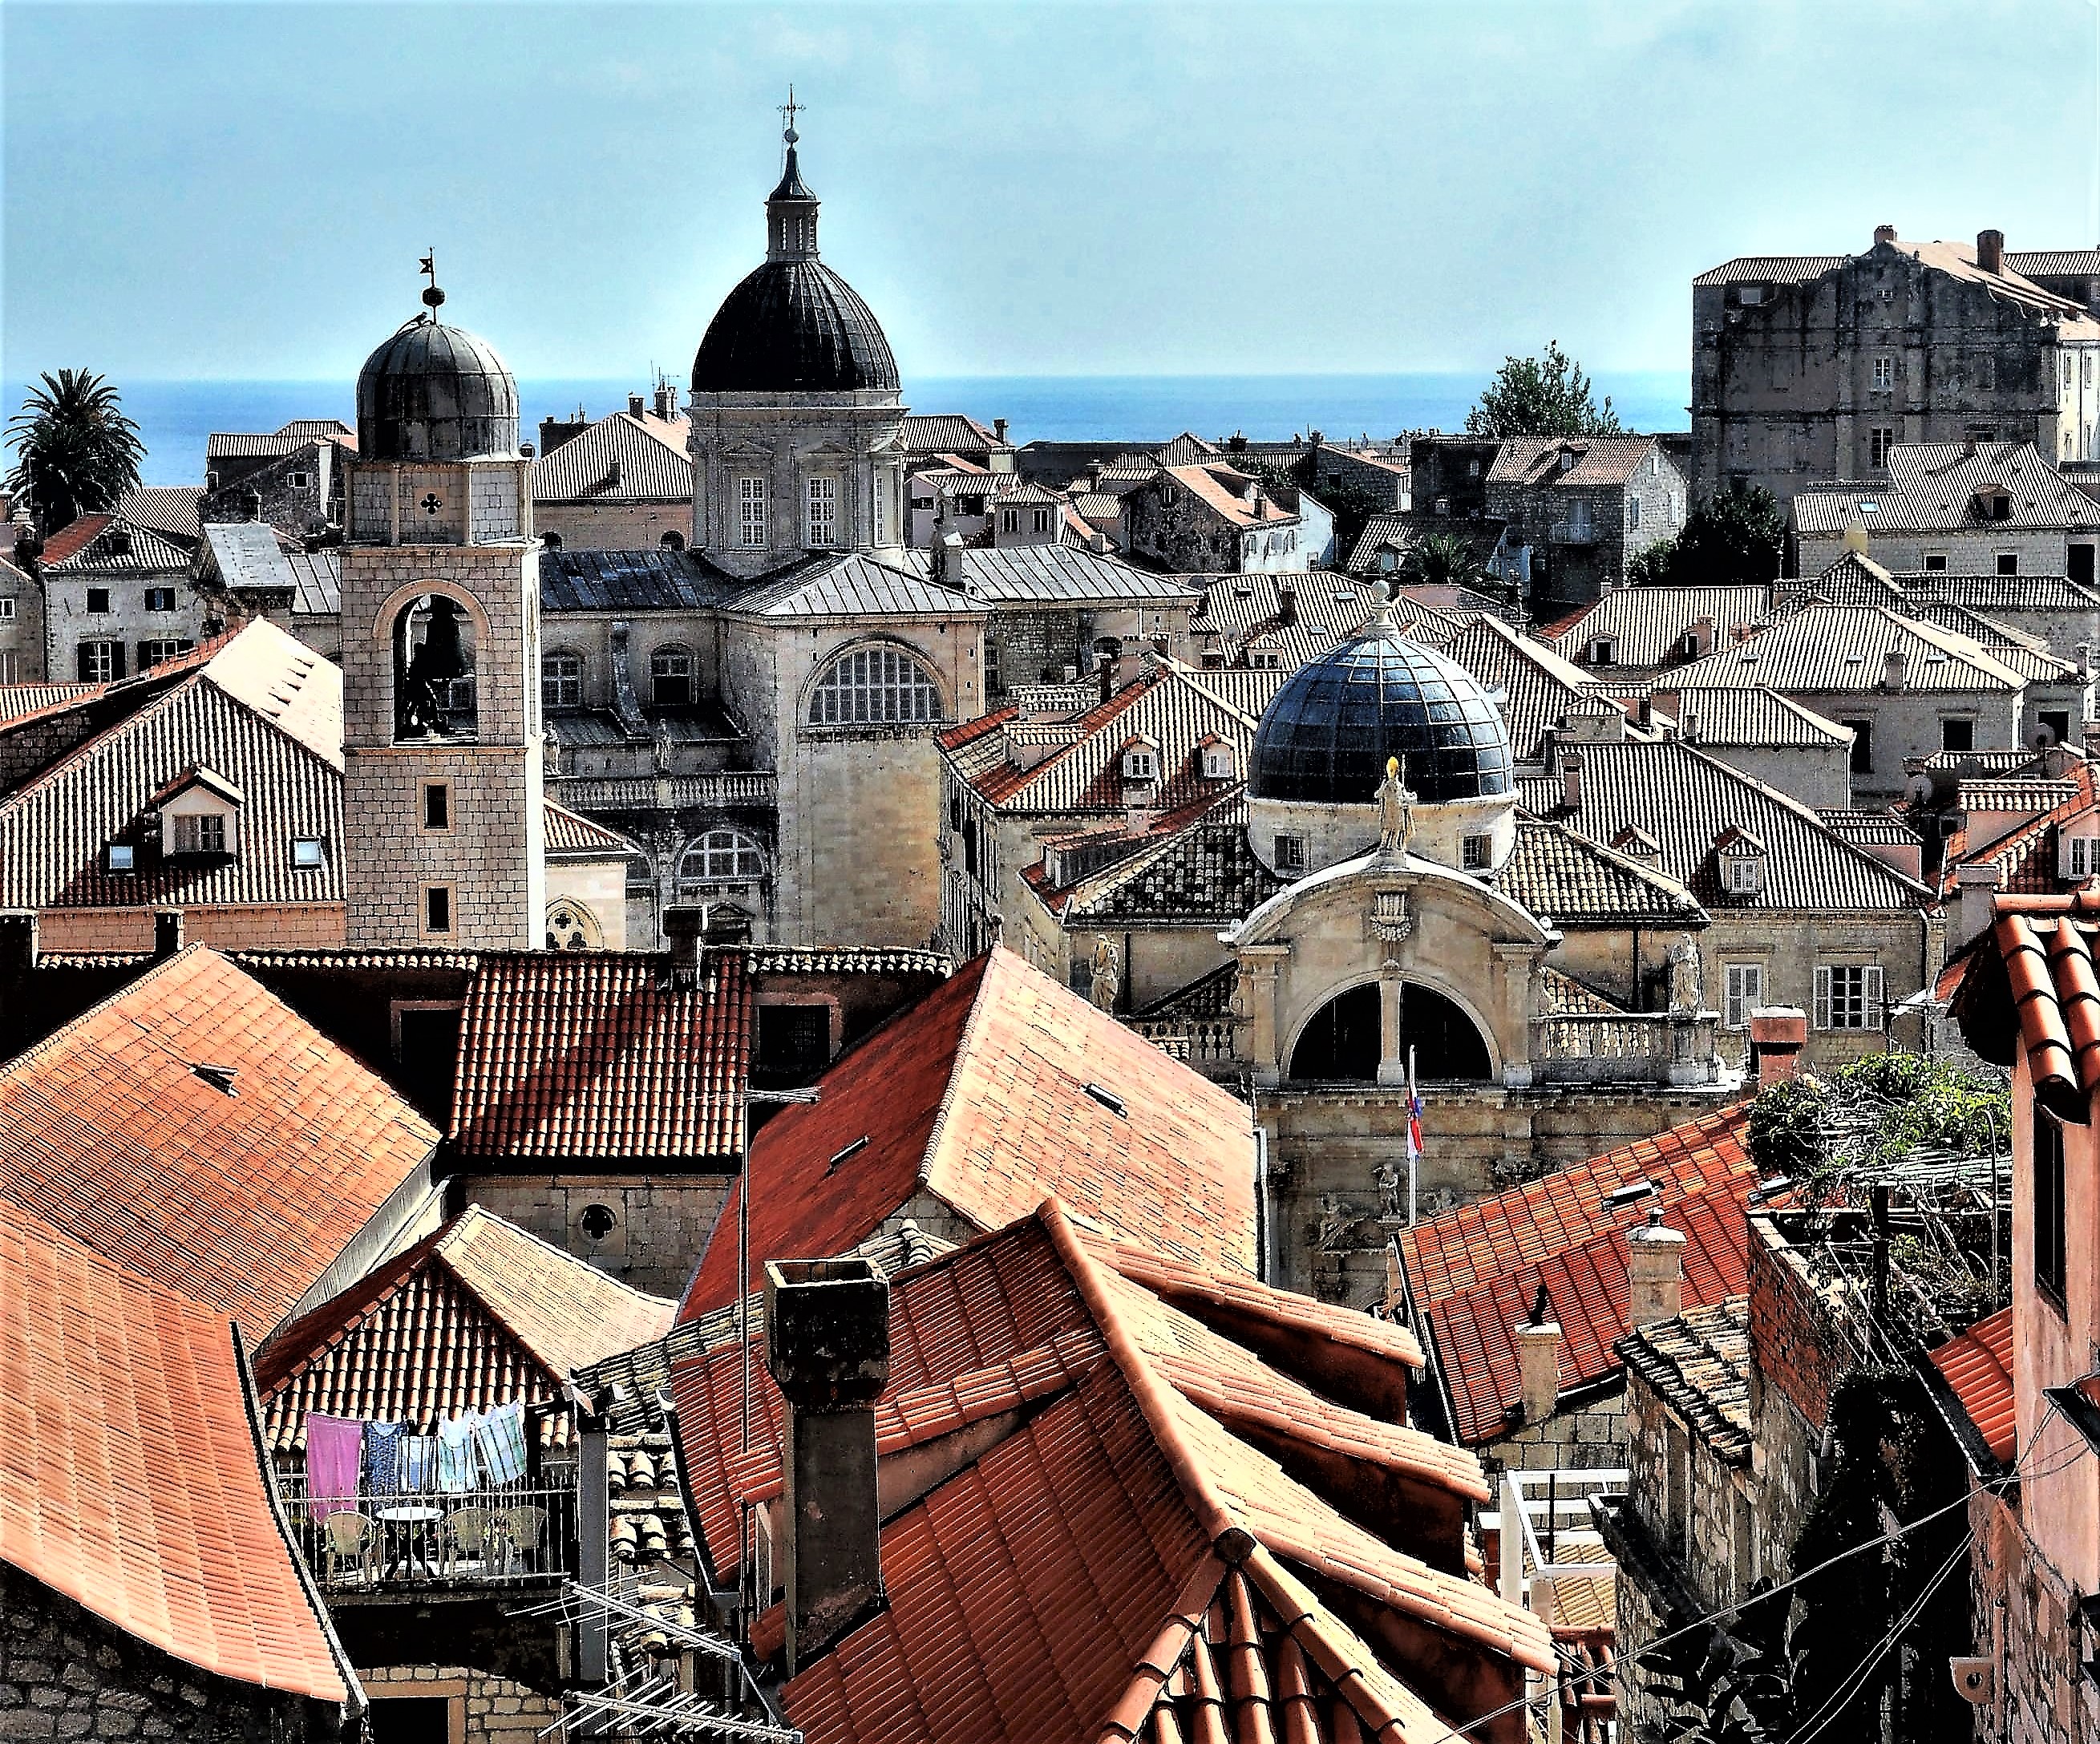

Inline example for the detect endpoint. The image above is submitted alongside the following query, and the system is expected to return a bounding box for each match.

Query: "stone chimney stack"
[1689,615,1715,658]
[1559,749,1584,811]
[662,905,705,988]
[1514,1285,1563,1422]
[993,418,1009,444]
[153,910,185,960]
[1627,1208,1688,1326]
[628,393,645,417]
[764,1256,890,1676]
[1747,1006,1808,1089]
[1277,584,1298,628]
[1874,223,1898,245]
[1977,229,2005,275]
[1953,860,2005,950]
[1882,647,1908,692]
[653,381,678,420]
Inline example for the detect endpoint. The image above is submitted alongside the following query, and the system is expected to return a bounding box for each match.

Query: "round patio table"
[377,1504,443,1578]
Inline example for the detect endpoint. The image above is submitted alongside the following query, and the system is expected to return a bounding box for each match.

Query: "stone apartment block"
[32,513,204,683]
[203,423,351,537]
[0,548,47,684]
[1123,460,1310,573]
[1692,227,2100,502]
[1484,436,1686,605]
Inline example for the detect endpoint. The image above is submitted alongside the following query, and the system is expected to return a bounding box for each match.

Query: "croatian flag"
[1406,1084,1424,1163]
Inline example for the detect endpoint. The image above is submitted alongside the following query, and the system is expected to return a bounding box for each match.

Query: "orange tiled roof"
[674,1204,1544,1744]
[450,950,751,1163]
[254,1206,675,1455]
[1928,1305,2016,1467]
[0,1200,350,1702]
[542,800,643,857]
[0,946,439,1331]
[36,512,112,568]
[1986,890,2100,1108]
[681,948,1258,1313]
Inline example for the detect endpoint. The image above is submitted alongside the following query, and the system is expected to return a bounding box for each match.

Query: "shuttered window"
[1813,964,1884,1030]
[1724,963,1763,1030]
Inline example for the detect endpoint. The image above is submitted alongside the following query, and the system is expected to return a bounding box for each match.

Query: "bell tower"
[339,266,544,948]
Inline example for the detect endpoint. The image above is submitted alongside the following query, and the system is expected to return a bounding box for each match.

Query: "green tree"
[1402,530,1486,591]
[5,370,145,535]
[1634,482,1786,588]
[1465,341,1625,439]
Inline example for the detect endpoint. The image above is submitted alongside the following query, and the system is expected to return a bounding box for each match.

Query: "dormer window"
[171,813,227,856]
[154,767,241,860]
[2064,832,2099,881]
[1973,488,2013,523]
[1587,636,1619,666]
[106,844,136,873]
[1121,738,1159,783]
[1717,829,1767,897]
[1200,738,1236,780]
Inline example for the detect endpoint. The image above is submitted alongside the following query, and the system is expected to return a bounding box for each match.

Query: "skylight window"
[290,837,326,868]
[827,1135,869,1172]
[1083,1082,1128,1118]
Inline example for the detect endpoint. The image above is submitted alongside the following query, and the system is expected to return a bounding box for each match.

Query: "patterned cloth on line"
[305,1413,364,1519]
[473,1401,528,1486]
[364,1421,403,1494]
[438,1414,479,1492]
[399,1435,438,1493]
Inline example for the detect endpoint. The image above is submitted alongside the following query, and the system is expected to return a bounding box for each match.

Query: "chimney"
[1086,461,1104,491]
[1747,1006,1808,1089]
[1514,1286,1563,1422]
[764,1256,890,1675]
[1277,584,1298,627]
[1559,749,1584,811]
[1124,780,1158,835]
[0,910,39,1059]
[654,382,678,420]
[1977,229,2005,276]
[993,418,1008,444]
[1874,223,1898,246]
[1954,860,2004,951]
[1626,1208,1687,1327]
[628,393,645,417]
[1882,647,1908,692]
[153,910,184,959]
[1689,614,1715,658]
[243,488,263,523]
[662,905,705,988]
[936,530,965,591]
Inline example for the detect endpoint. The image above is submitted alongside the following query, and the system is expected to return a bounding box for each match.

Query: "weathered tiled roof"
[1794,442,2100,534]
[1670,603,2025,693]
[1692,254,1846,287]
[1927,1305,2015,1468]
[254,1206,675,1455]
[1152,462,1297,528]
[1491,816,1703,926]
[1697,238,2098,325]
[1521,737,1932,911]
[956,543,1196,605]
[1343,512,1508,579]
[727,549,981,619]
[744,944,953,977]
[0,1201,350,1704]
[1672,686,1853,749]
[450,950,751,1165]
[1059,799,1283,925]
[1901,571,2100,612]
[42,513,192,573]
[682,947,1260,1312]
[530,411,692,503]
[1616,1295,1752,1466]
[0,683,102,725]
[542,799,643,858]
[1487,435,1664,489]
[1911,603,2075,682]
[0,946,439,1330]
[898,413,1009,455]
[669,1204,1542,1744]
[0,622,345,912]
[1942,763,2097,898]
[1443,614,1619,763]
[1548,585,1774,670]
[117,486,204,544]
[1818,807,1924,848]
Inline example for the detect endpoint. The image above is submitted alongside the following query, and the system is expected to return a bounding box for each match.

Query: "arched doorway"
[1287,979,1494,1083]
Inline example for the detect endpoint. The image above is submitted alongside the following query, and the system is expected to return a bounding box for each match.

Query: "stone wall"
[35,904,345,953]
[354,1665,558,1744]
[0,560,47,685]
[0,1565,342,1744]
[458,1172,731,1299]
[1476,1383,1629,1482]
[985,609,1086,698]
[534,500,688,552]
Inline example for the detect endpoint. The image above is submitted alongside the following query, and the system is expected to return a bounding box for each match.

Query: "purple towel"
[305,1413,364,1519]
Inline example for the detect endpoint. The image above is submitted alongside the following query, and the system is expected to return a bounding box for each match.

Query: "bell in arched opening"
[395,595,479,739]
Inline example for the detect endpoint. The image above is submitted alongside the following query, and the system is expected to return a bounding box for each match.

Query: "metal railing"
[278,1478,580,1591]
[549,771,777,811]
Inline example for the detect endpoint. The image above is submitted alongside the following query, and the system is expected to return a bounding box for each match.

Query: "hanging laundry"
[364,1421,404,1495]
[473,1400,528,1487]
[438,1413,480,1493]
[399,1434,439,1494]
[305,1413,364,1519]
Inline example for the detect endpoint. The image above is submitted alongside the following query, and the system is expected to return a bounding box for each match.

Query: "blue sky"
[4,0,2095,385]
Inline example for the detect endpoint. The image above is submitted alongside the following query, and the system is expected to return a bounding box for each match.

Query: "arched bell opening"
[392,593,479,740]
[1286,978,1494,1084]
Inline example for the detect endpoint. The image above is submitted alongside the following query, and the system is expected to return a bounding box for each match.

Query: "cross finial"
[779,85,802,144]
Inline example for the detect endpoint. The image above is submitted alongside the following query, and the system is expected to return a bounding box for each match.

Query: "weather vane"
[779,85,802,143]
[419,248,444,313]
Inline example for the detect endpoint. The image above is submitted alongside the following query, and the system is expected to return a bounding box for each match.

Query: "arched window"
[807,645,941,726]
[542,650,583,711]
[545,898,601,950]
[393,594,477,742]
[651,645,695,708]
[1287,981,1491,1083]
[678,829,766,895]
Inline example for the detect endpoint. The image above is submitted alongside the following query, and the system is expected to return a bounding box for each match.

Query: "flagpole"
[1406,1045,1418,1227]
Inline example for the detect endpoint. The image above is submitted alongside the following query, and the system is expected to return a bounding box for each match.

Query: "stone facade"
[0,1565,348,1744]
[203,443,342,540]
[42,564,204,686]
[353,1666,557,1744]
[1693,230,2100,502]
[1122,469,1308,574]
[534,500,686,552]
[1484,443,1687,605]
[0,555,47,685]
[458,1173,731,1297]
[34,903,345,953]
[1474,1380,1629,1482]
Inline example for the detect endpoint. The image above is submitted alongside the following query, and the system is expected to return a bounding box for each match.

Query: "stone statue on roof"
[1669,933,1702,1014]
[1090,936,1120,1013]
[1377,755,1414,859]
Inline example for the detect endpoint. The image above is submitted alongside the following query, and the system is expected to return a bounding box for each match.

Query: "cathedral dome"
[690,128,900,397]
[1248,618,1514,805]
[356,298,520,463]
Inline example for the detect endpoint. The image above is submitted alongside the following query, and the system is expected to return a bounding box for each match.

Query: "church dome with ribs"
[690,136,900,397]
[357,297,519,463]
[1249,617,1515,805]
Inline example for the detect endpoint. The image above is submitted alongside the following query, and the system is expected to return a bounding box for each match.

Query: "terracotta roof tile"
[0,947,439,1330]
[1928,1305,2016,1467]
[1615,1295,1752,1465]
[542,799,643,858]
[682,949,1257,1313]
[451,950,751,1163]
[0,1201,350,1702]
[1488,437,1665,490]
[1982,892,2100,1105]
[253,1207,674,1456]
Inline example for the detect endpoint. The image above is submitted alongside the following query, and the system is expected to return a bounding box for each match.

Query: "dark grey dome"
[1248,622,1514,804]
[357,316,520,462]
[691,261,900,395]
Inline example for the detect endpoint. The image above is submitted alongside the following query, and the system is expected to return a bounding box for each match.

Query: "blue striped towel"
[473,1401,528,1487]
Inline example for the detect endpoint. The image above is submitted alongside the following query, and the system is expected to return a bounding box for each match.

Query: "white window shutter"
[1747,964,1764,1010]
[1865,965,1885,1030]
[1813,965,1832,1030]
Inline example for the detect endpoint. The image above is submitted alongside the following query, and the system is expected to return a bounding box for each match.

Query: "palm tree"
[5,370,146,535]
[1402,531,1486,592]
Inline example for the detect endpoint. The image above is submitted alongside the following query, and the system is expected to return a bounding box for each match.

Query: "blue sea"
[111,372,1691,488]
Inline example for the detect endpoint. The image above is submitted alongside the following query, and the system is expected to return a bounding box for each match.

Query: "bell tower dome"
[338,264,545,948]
[688,96,908,577]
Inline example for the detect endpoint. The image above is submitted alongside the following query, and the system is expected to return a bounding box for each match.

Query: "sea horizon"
[101,370,1693,488]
